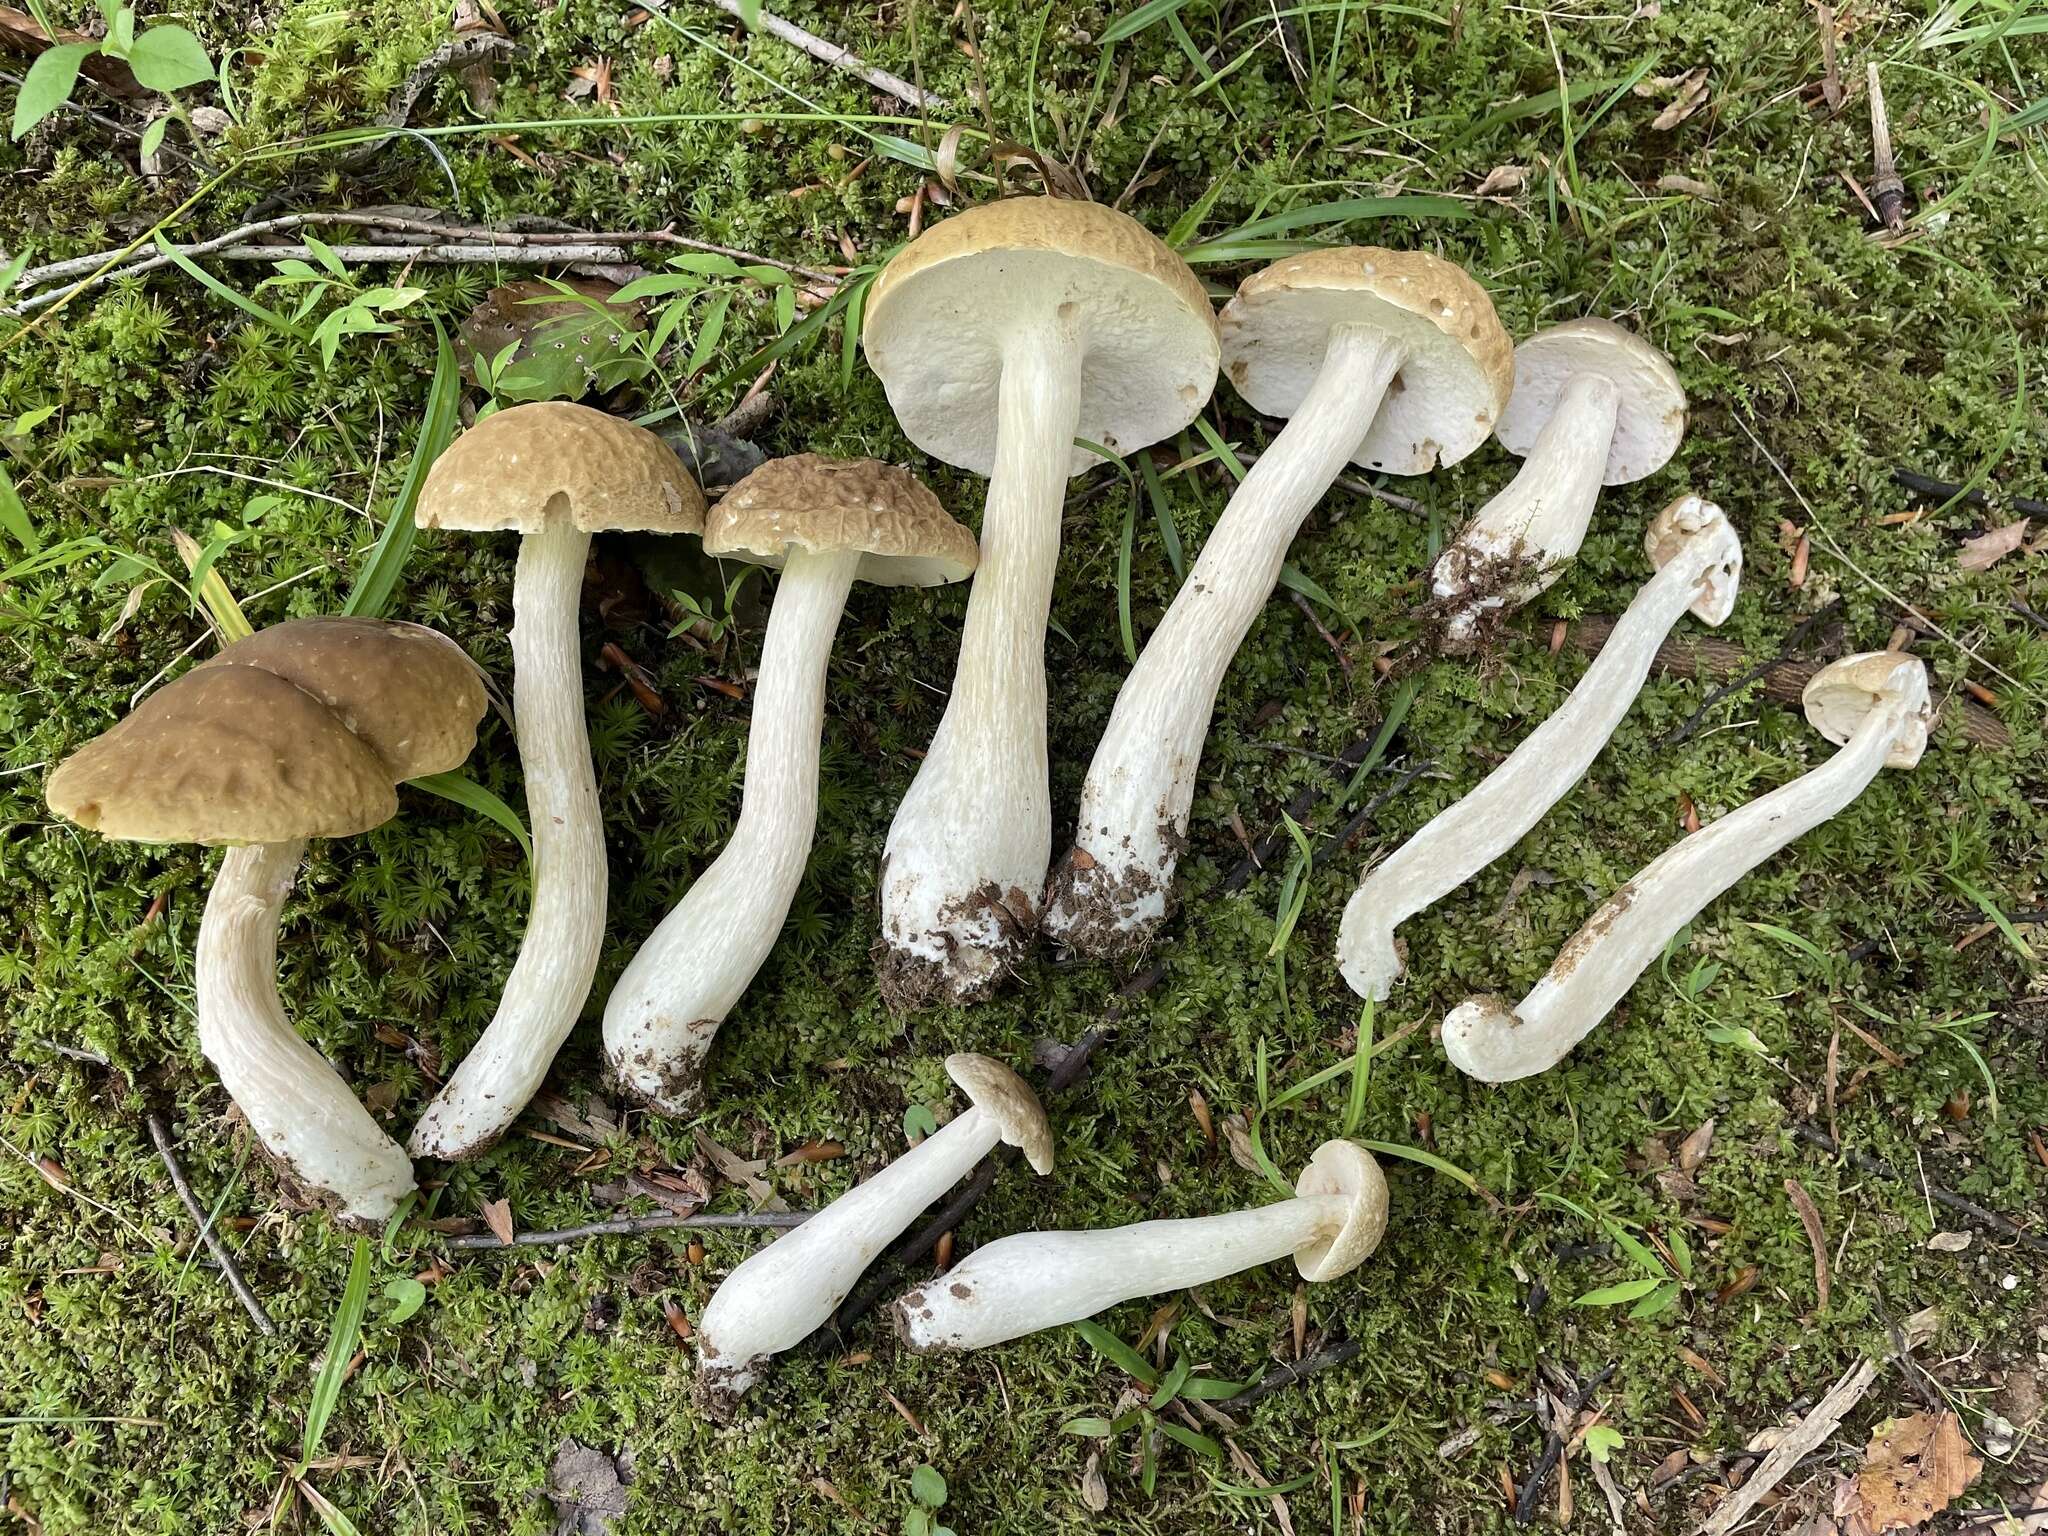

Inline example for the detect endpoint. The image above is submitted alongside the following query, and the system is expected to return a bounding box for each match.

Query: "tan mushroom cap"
[1802,651,1933,770]
[863,197,1221,478]
[1220,248,1514,475]
[1292,1139,1390,1283]
[945,1053,1054,1175]
[1643,493,1742,626]
[1495,318,1687,485]
[704,456,978,588]
[417,402,707,536]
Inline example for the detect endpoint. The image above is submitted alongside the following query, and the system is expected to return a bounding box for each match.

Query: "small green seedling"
[12,0,217,158]
[902,1464,954,1536]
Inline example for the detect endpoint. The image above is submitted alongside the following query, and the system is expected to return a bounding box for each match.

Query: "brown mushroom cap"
[863,197,1221,478]
[417,402,708,536]
[945,1053,1054,1175]
[1220,248,1514,475]
[704,456,977,588]
[1802,651,1932,770]
[1292,1139,1389,1283]
[1494,318,1687,485]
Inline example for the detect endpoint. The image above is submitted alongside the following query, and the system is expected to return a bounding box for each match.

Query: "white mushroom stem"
[1444,686,1923,1082]
[698,1104,1007,1401]
[895,1193,1350,1352]
[1431,374,1621,645]
[604,549,861,1111]
[411,517,607,1159]
[1340,523,1729,1001]
[198,840,416,1226]
[878,311,1082,999]
[1045,324,1406,951]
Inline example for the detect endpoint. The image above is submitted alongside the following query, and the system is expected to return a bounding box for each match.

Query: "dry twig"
[692,0,945,112]
[145,1114,276,1336]
[447,1210,809,1250]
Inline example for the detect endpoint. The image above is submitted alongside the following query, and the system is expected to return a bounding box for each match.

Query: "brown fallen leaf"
[1649,67,1712,130]
[1784,1177,1831,1313]
[693,1129,787,1211]
[1651,1447,1691,1488]
[1856,1411,1982,1531]
[1080,1450,1109,1513]
[1958,517,2031,572]
[480,1197,515,1245]
[772,1140,845,1168]
[1678,1117,1717,1173]
[1657,173,1718,198]
[1476,164,1529,197]
[1716,1265,1760,1303]
[1221,1113,1259,1174]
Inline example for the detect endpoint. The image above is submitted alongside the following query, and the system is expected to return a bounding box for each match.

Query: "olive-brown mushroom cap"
[945,1053,1054,1175]
[705,455,978,588]
[1220,248,1514,474]
[1494,318,1687,485]
[1292,1139,1389,1282]
[1802,651,1932,770]
[417,402,708,536]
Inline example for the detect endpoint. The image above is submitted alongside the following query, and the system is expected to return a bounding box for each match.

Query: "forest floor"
[2,1,2045,1532]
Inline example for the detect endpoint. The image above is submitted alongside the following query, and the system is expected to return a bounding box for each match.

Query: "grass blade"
[300,1238,373,1467]
[153,232,310,341]
[1071,1319,1158,1386]
[408,771,532,859]
[343,319,459,619]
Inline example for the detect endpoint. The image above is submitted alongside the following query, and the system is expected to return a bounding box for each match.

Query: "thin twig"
[1866,63,1906,233]
[334,32,517,171]
[447,1210,811,1250]
[1794,1124,2048,1254]
[1222,733,1386,893]
[145,1114,276,1336]
[1660,599,1843,747]
[1514,1362,1615,1524]
[1892,467,2048,520]
[1697,1358,1878,1536]
[693,0,945,111]
[1312,759,1437,874]
[1229,1331,1363,1408]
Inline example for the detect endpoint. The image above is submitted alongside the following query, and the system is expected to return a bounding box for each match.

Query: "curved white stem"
[877,311,1081,1006]
[604,549,860,1111]
[1340,534,1724,1000]
[198,841,416,1226]
[698,1106,999,1404]
[894,1193,1348,1352]
[1431,374,1620,646]
[1043,325,1407,955]
[411,518,606,1159]
[1444,695,1916,1082]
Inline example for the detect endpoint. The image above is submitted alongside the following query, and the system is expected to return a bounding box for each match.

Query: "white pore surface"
[1494,320,1685,485]
[1044,325,1406,949]
[698,1106,998,1398]
[198,840,416,1225]
[411,518,608,1159]
[894,1195,1347,1352]
[1443,683,1923,1082]
[1344,511,1738,1000]
[604,549,861,1111]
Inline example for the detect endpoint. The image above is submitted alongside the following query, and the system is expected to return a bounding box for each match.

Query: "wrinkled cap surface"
[1220,248,1514,474]
[705,455,977,587]
[1293,1139,1390,1282]
[1496,318,1687,485]
[1643,493,1742,625]
[418,402,708,536]
[1802,651,1933,769]
[863,197,1220,478]
[945,1053,1054,1175]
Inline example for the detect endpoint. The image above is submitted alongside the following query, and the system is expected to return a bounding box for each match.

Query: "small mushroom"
[45,618,486,1225]
[604,457,977,1112]
[1444,650,1932,1081]
[1340,495,1742,1001]
[893,1139,1386,1353]
[862,197,1220,1009]
[1044,249,1514,956]
[408,403,706,1161]
[1428,318,1687,650]
[696,1054,1052,1411]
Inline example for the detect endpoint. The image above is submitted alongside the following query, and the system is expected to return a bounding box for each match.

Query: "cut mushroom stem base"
[198,840,416,1226]
[411,517,608,1159]
[604,548,861,1112]
[1043,323,1407,956]
[877,313,1082,1009]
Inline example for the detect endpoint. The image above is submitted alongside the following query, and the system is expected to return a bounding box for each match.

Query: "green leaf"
[379,1276,426,1325]
[1178,1376,1248,1401]
[1584,1425,1624,1464]
[1341,1000,1374,1137]
[0,245,32,297]
[1603,1222,1669,1279]
[300,1238,373,1467]
[1061,1416,1115,1437]
[343,320,458,617]
[909,1465,946,1508]
[1165,172,1232,248]
[1099,0,1193,44]
[139,113,170,160]
[152,232,309,341]
[407,771,532,860]
[1746,920,1828,962]
[1704,1024,1771,1058]
[1134,449,1183,582]
[1572,1275,1665,1308]
[1148,1355,1192,1408]
[1157,1420,1222,1460]
[1628,1279,1683,1319]
[901,1509,931,1536]
[1359,1139,1479,1192]
[302,232,347,279]
[1669,1227,1694,1280]
[0,462,38,554]
[126,23,215,92]
[1071,1320,1156,1387]
[902,1103,938,1141]
[12,43,97,141]
[685,291,731,377]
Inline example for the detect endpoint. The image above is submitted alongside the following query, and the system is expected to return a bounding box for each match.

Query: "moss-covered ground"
[3,1,2045,1531]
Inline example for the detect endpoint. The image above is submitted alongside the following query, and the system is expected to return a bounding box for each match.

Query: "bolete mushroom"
[1339,494,1742,1001]
[45,618,486,1225]
[1443,651,1932,1082]
[894,1139,1386,1353]
[1044,249,1513,956]
[604,456,977,1112]
[408,402,706,1161]
[1428,318,1686,651]
[861,197,1219,1008]
[696,1053,1051,1411]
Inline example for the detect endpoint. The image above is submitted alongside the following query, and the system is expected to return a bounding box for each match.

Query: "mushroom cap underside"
[1292,1138,1390,1282]
[1495,318,1687,485]
[1643,493,1743,625]
[1802,650,1933,768]
[705,455,977,587]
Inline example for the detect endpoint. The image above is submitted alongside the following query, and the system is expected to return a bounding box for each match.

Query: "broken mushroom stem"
[1444,651,1931,1082]
[893,1140,1386,1353]
[1340,495,1742,1001]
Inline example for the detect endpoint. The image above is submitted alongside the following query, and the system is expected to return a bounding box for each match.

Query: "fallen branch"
[1697,1357,1879,1536]
[145,1113,276,1336]
[1229,1331,1362,1409]
[692,0,945,112]
[447,1210,810,1250]
[1793,1124,2048,1254]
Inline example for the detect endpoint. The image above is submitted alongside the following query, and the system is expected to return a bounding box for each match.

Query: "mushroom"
[1043,249,1514,956]
[407,403,706,1160]
[894,1139,1386,1353]
[696,1053,1051,1410]
[861,197,1219,1008]
[1428,318,1687,651]
[1444,650,1932,1082]
[45,618,486,1226]
[604,457,977,1112]
[1339,494,1742,1001]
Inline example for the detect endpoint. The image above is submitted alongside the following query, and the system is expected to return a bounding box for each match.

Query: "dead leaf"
[1080,1451,1109,1513]
[1658,173,1718,198]
[1856,1412,1981,1531]
[693,1129,787,1211]
[1476,164,1529,196]
[1221,1113,1259,1174]
[1926,1231,1971,1253]
[1651,69,1712,129]
[772,1140,845,1168]
[1652,1447,1691,1488]
[1784,1178,1830,1313]
[1678,1117,1717,1173]
[1958,518,2030,572]
[480,1198,515,1245]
